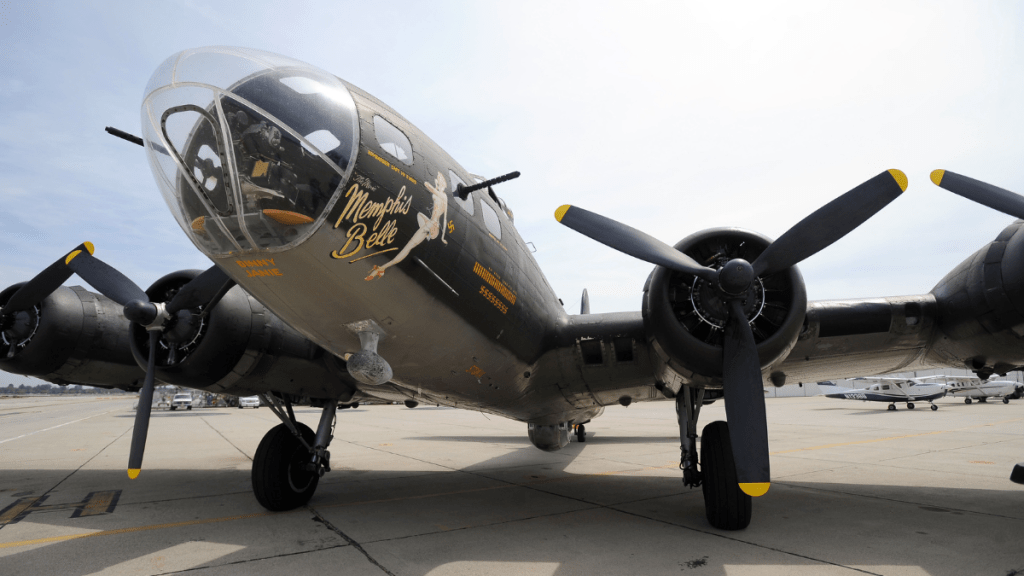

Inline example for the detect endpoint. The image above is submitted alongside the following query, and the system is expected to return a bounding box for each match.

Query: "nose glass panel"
[141,47,359,256]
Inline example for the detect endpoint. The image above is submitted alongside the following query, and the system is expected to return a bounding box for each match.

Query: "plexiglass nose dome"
[141,47,359,255]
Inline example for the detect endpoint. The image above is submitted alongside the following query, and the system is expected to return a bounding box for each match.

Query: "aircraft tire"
[700,421,751,531]
[577,424,586,442]
[907,403,915,409]
[252,423,319,511]
[965,398,972,405]
[1003,397,1010,404]
[887,404,896,411]
[979,397,988,403]
[931,404,938,411]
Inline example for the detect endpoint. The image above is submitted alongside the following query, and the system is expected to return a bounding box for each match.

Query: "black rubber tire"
[187,406,192,410]
[907,403,915,410]
[965,398,972,405]
[1003,397,1010,404]
[700,421,751,530]
[252,423,319,511]
[979,397,988,403]
[931,404,938,411]
[887,404,896,411]
[577,424,586,442]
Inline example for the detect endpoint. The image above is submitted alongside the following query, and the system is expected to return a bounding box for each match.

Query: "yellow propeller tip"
[83,241,95,255]
[554,205,572,222]
[127,469,141,480]
[739,482,770,497]
[65,250,82,265]
[930,169,945,186]
[887,169,908,192]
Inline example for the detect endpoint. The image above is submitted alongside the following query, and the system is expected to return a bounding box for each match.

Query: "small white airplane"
[920,376,1023,404]
[818,378,946,411]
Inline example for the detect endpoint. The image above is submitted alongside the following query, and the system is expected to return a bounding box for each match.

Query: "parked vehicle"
[171,393,192,411]
[239,396,260,409]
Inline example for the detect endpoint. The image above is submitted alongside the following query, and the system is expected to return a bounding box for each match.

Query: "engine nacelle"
[929,220,1024,377]
[642,228,807,391]
[0,284,144,388]
[129,270,355,399]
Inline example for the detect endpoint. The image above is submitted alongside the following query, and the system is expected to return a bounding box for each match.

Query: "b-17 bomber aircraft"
[818,378,947,410]
[6,47,1024,531]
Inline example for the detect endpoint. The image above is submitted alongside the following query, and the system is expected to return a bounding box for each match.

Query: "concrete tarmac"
[1,394,1022,575]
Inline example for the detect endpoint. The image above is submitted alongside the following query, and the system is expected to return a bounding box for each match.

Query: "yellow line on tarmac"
[0,512,271,550]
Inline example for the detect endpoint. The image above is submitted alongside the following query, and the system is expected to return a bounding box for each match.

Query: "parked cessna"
[922,375,1022,404]
[6,47,1024,530]
[818,378,946,410]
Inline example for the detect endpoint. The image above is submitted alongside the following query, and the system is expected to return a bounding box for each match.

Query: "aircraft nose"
[140,47,359,257]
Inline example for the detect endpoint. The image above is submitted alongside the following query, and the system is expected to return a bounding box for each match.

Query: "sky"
[2,1,1024,384]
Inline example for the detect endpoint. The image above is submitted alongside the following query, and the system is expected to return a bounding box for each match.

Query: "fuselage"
[941,380,1017,399]
[140,47,652,425]
[820,380,946,403]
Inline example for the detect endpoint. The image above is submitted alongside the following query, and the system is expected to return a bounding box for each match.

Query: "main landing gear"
[676,385,751,530]
[573,423,587,442]
[253,394,337,511]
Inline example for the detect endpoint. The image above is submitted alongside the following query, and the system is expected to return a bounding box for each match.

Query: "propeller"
[555,169,908,496]
[930,170,1024,220]
[1,246,231,479]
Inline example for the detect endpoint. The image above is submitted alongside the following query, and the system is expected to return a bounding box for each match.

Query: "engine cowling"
[128,270,356,399]
[0,283,144,388]
[928,220,1024,377]
[642,228,807,390]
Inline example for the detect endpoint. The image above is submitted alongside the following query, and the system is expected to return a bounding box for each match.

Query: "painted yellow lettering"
[331,222,366,259]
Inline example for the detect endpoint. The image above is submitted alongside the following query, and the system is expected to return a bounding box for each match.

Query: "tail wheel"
[252,422,319,511]
[700,421,751,530]
[930,404,938,411]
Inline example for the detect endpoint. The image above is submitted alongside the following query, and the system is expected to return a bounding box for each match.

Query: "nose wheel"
[253,394,339,511]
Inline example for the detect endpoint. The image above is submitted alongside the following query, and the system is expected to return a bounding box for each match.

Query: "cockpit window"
[488,188,514,223]
[448,170,474,216]
[373,115,413,166]
[141,47,359,256]
[480,200,502,241]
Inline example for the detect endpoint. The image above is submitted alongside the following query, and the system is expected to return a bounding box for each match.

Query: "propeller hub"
[124,300,171,330]
[718,259,754,296]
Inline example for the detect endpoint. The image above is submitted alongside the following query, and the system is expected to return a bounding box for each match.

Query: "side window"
[448,170,474,215]
[480,201,502,240]
[881,385,890,390]
[372,115,413,166]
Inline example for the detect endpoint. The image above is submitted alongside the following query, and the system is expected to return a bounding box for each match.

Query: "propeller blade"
[127,331,160,479]
[722,299,770,497]
[751,170,907,277]
[166,265,231,313]
[554,205,717,281]
[65,251,148,306]
[930,170,1024,220]
[1,243,94,313]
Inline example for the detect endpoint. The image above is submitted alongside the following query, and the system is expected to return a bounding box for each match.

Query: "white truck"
[170,393,193,411]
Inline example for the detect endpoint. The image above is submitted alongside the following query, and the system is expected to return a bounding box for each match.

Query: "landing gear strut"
[676,386,704,488]
[253,393,337,511]
[675,385,751,530]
